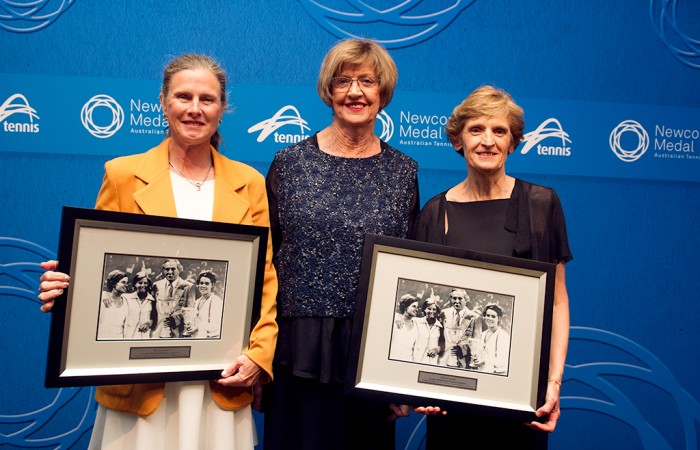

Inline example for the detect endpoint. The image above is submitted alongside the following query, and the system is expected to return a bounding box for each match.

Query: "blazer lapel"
[132,139,178,218]
[210,150,251,224]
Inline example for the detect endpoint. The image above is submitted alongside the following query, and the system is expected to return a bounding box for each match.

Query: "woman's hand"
[413,405,446,416]
[38,260,70,313]
[528,379,562,432]
[217,354,263,387]
[387,403,410,421]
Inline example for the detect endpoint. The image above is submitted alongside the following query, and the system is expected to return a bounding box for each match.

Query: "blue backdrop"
[2,1,700,449]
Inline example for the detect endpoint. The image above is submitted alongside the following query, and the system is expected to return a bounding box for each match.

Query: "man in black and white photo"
[153,259,196,337]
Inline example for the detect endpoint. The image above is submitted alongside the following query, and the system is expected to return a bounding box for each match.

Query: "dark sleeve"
[405,176,420,240]
[265,158,282,256]
[413,194,445,244]
[549,189,573,264]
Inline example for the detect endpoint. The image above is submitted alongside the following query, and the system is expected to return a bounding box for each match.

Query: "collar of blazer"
[131,138,252,224]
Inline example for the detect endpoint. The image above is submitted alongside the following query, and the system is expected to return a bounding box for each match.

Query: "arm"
[219,171,278,387]
[530,262,569,432]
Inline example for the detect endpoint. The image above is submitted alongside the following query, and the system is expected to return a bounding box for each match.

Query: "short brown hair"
[317,39,398,110]
[445,86,524,155]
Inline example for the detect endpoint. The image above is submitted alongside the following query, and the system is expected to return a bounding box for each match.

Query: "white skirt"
[88,381,256,450]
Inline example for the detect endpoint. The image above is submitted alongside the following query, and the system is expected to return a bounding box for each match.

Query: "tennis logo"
[609,120,649,163]
[81,94,124,139]
[0,93,39,133]
[298,0,477,49]
[520,118,571,156]
[247,105,311,144]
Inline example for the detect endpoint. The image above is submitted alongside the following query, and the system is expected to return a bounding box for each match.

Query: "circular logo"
[81,94,124,139]
[0,237,97,448]
[562,327,700,450]
[298,0,477,49]
[609,120,649,162]
[377,110,394,142]
[650,0,700,69]
[0,0,77,33]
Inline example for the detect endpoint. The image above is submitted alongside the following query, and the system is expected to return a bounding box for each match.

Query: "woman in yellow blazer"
[38,54,277,450]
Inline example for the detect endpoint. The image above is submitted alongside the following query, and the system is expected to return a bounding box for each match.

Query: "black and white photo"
[388,279,514,377]
[96,255,228,341]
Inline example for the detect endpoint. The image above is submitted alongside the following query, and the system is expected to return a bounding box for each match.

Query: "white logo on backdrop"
[247,105,310,142]
[377,110,394,142]
[0,0,77,33]
[297,0,477,49]
[0,93,39,123]
[80,94,124,139]
[609,120,649,163]
[520,118,571,155]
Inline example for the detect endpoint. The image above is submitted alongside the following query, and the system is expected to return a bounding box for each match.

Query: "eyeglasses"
[330,76,380,91]
[450,297,464,300]
[485,313,499,319]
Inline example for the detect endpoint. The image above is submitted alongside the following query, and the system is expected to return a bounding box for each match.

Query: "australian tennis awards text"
[399,111,448,140]
[130,99,167,133]
[654,125,697,153]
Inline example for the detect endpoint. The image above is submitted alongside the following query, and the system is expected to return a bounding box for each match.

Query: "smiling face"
[160,68,225,150]
[484,308,501,330]
[134,278,149,294]
[114,277,129,294]
[198,276,213,297]
[457,113,515,176]
[423,303,438,319]
[331,63,381,131]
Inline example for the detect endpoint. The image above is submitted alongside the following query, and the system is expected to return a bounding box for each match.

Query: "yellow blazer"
[93,138,278,415]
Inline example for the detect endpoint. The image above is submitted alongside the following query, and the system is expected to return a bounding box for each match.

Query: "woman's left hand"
[217,354,263,387]
[528,379,562,432]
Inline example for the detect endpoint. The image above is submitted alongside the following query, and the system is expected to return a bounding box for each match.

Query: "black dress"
[263,135,419,450]
[415,179,572,450]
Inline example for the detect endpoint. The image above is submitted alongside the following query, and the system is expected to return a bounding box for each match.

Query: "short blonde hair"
[445,86,524,155]
[317,39,398,110]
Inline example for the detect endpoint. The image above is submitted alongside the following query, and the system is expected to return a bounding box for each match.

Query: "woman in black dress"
[414,85,572,450]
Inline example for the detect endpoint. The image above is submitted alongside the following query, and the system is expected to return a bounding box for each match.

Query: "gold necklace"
[169,159,212,191]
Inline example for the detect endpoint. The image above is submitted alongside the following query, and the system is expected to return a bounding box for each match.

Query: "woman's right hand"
[38,260,70,312]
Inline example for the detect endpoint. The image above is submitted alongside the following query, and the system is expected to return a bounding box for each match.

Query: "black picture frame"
[45,206,267,387]
[346,234,556,421]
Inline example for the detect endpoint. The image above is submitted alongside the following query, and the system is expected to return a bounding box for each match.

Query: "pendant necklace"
[169,159,212,191]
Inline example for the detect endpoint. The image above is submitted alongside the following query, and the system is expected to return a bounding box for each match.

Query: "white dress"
[88,177,256,450]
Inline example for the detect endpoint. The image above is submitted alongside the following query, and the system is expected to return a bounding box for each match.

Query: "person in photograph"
[439,288,480,367]
[38,53,278,450]
[262,38,417,450]
[122,270,158,339]
[389,294,420,362]
[468,304,510,374]
[414,85,572,449]
[153,258,196,338]
[413,298,445,364]
[97,270,130,340]
[186,270,224,338]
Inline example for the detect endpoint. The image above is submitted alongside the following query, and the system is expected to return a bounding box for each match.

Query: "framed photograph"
[45,206,268,387]
[346,234,556,421]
